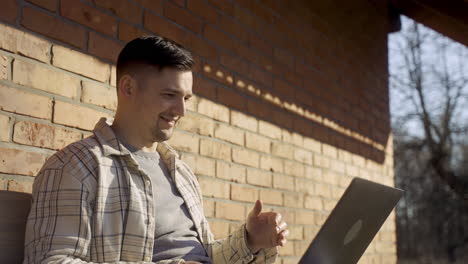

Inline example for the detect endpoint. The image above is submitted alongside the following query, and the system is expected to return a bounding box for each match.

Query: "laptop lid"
[298,177,403,264]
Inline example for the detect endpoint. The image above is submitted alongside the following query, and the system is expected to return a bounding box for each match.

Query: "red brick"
[241,46,273,73]
[187,34,218,61]
[215,201,244,221]
[88,32,123,63]
[216,161,246,183]
[118,22,147,43]
[274,48,294,69]
[232,4,254,28]
[230,110,257,132]
[247,1,275,25]
[295,178,316,195]
[304,195,323,210]
[60,0,117,36]
[13,59,80,99]
[249,67,272,88]
[21,7,86,49]
[271,141,294,159]
[203,199,214,217]
[133,0,163,14]
[217,15,249,44]
[181,154,215,177]
[249,34,272,56]
[26,0,57,11]
[208,220,230,239]
[247,100,272,120]
[81,81,117,110]
[170,0,185,7]
[0,55,7,80]
[273,78,294,98]
[110,65,117,86]
[0,0,18,24]
[259,189,282,206]
[187,0,219,24]
[259,155,283,173]
[272,174,294,191]
[208,0,234,17]
[204,24,236,53]
[217,87,246,110]
[197,98,230,123]
[231,184,257,202]
[193,75,217,99]
[0,24,51,63]
[166,130,199,153]
[144,11,187,45]
[214,123,244,146]
[245,132,270,153]
[246,169,272,187]
[232,148,259,167]
[0,147,46,176]
[53,101,111,131]
[52,46,110,83]
[164,1,202,34]
[8,180,33,193]
[284,160,305,178]
[284,69,302,88]
[177,113,214,137]
[295,210,315,225]
[93,0,142,24]
[200,138,231,161]
[279,241,295,256]
[13,121,81,150]
[284,192,304,208]
[0,114,10,142]
[258,120,282,140]
[199,177,229,199]
[272,110,293,131]
[0,85,52,119]
[201,63,235,87]
[219,54,249,77]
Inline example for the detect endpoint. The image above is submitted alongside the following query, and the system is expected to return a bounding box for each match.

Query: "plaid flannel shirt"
[24,118,277,264]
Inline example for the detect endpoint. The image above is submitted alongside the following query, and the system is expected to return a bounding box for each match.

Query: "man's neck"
[111,118,158,153]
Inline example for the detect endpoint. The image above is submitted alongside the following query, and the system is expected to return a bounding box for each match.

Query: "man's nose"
[173,97,186,117]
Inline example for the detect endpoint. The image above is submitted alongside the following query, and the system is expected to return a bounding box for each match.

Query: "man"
[24,36,289,263]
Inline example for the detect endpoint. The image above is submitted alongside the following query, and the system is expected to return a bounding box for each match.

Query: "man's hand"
[246,200,289,253]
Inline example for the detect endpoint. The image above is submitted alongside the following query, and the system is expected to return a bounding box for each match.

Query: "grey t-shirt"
[122,142,211,263]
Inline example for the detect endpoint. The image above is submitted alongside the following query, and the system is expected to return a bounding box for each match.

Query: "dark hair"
[117,36,194,79]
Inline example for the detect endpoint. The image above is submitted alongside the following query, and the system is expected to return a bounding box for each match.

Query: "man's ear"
[117,74,136,98]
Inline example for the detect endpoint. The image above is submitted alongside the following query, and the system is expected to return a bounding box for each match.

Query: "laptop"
[298,177,403,264]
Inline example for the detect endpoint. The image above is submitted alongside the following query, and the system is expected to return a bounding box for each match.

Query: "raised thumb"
[250,200,263,217]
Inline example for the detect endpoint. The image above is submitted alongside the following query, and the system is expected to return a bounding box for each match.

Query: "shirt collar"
[92,117,180,161]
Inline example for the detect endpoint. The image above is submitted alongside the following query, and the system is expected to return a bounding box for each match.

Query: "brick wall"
[0,0,396,263]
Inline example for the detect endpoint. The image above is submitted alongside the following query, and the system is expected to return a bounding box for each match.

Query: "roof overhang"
[390,0,468,47]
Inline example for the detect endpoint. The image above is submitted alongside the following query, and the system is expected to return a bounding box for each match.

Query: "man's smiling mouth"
[160,115,178,126]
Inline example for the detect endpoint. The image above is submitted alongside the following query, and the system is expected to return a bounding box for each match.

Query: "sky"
[388,16,468,140]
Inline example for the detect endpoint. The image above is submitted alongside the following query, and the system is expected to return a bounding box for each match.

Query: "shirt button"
[145,256,151,262]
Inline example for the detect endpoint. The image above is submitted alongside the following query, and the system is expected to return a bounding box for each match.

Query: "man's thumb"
[250,200,263,217]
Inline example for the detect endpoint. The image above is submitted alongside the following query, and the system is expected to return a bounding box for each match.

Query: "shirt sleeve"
[23,147,98,264]
[206,223,278,264]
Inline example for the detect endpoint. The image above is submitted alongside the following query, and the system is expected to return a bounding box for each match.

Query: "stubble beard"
[151,122,174,142]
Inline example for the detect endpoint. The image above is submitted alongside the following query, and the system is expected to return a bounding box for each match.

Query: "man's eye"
[184,97,191,102]
[163,93,175,98]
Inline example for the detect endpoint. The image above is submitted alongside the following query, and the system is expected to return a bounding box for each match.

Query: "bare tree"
[389,17,468,263]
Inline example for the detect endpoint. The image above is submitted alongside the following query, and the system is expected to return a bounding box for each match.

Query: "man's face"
[132,67,193,142]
